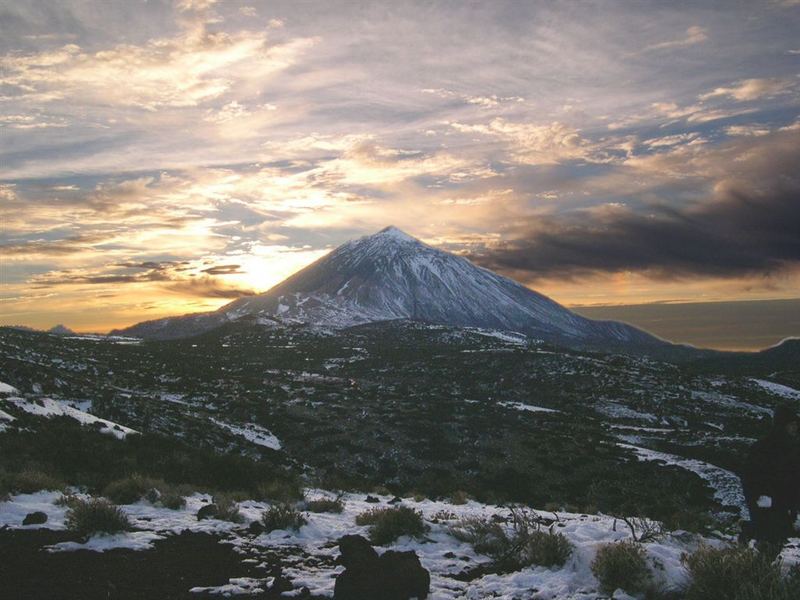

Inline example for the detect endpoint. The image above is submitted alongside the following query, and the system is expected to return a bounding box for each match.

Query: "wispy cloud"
[699,78,795,102]
[645,25,708,51]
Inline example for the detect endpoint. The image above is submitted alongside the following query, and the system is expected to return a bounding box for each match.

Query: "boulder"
[22,511,48,526]
[379,550,430,600]
[197,503,219,520]
[365,495,380,503]
[248,520,265,535]
[388,496,403,505]
[334,535,429,600]
[339,534,380,570]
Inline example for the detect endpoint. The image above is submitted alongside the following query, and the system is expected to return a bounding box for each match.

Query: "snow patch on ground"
[0,381,19,395]
[595,402,659,423]
[0,491,68,529]
[498,401,559,414]
[4,397,138,439]
[210,419,282,450]
[47,531,165,553]
[468,329,528,345]
[619,443,749,519]
[752,379,800,401]
[692,389,772,416]
[190,577,269,596]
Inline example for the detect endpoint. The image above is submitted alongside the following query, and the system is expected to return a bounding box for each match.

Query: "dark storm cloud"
[471,130,800,280]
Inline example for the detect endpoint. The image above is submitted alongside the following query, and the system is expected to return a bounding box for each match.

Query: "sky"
[1,0,799,338]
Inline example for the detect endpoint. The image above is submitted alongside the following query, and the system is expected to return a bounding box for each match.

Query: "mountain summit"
[115,227,663,349]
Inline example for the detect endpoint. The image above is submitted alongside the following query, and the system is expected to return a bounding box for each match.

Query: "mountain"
[48,324,76,336]
[114,226,665,350]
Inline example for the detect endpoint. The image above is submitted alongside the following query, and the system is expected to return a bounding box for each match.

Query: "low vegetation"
[0,416,300,505]
[356,506,427,545]
[103,475,189,509]
[255,480,304,503]
[305,495,345,513]
[0,469,64,496]
[212,494,243,523]
[449,508,573,571]
[591,540,651,595]
[261,503,308,532]
[65,498,130,536]
[682,545,800,600]
[103,474,163,504]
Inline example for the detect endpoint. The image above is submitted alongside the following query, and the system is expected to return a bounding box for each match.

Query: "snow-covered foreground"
[0,489,743,600]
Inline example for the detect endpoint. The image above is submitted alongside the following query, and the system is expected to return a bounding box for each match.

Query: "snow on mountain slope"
[116,226,663,348]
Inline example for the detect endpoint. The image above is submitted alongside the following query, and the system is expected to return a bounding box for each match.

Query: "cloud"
[201,264,244,275]
[724,124,771,137]
[0,114,67,129]
[645,25,708,51]
[699,78,794,102]
[0,234,109,257]
[450,119,592,165]
[176,0,218,13]
[28,259,256,300]
[469,129,800,280]
[164,277,255,299]
[0,17,316,110]
[651,101,757,124]
[421,88,524,108]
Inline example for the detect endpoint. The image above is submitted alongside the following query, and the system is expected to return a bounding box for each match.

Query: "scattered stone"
[334,534,430,600]
[22,511,48,526]
[388,496,403,505]
[197,504,219,520]
[365,495,380,504]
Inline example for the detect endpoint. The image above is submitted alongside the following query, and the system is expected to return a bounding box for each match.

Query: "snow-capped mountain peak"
[115,227,664,349]
[375,225,417,242]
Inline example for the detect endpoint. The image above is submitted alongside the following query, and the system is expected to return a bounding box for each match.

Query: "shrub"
[591,540,651,595]
[55,493,83,509]
[618,515,665,543]
[65,498,130,536]
[356,506,426,545]
[431,509,458,523]
[212,494,244,523]
[449,490,470,505]
[159,491,186,510]
[521,530,573,568]
[255,480,303,503]
[449,510,573,570]
[305,496,344,513]
[261,503,308,532]
[8,470,64,494]
[103,474,161,504]
[449,516,509,557]
[682,545,800,600]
